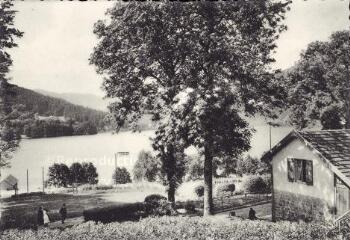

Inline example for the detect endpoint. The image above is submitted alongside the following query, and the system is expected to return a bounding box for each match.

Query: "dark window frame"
[287,158,313,186]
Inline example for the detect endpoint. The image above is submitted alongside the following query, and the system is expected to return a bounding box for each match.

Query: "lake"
[1,124,291,193]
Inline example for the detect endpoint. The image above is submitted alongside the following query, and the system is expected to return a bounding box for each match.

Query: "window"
[287,158,313,185]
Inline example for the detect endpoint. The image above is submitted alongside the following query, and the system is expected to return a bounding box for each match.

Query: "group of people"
[37,203,67,226]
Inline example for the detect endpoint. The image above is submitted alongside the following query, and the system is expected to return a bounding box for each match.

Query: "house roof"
[261,129,350,178]
[0,174,18,187]
[299,130,350,178]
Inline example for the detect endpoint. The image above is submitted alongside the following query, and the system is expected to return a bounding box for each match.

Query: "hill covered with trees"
[7,85,109,138]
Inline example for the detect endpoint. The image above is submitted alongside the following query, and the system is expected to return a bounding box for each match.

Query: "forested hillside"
[7,85,108,138]
[12,86,107,126]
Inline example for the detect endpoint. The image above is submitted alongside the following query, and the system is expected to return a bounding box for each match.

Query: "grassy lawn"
[0,192,119,229]
[0,188,164,230]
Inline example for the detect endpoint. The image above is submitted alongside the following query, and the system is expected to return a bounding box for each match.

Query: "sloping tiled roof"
[298,130,350,178]
[262,129,350,178]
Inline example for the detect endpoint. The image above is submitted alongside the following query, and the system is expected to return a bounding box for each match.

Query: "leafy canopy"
[284,30,350,129]
[133,150,160,182]
[0,0,23,168]
[91,0,290,159]
[91,1,290,211]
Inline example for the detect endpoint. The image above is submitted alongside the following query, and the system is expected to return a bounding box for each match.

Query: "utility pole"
[0,153,2,198]
[26,169,29,193]
[115,153,117,169]
[269,124,272,150]
[42,167,45,193]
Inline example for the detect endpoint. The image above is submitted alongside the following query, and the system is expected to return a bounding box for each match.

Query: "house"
[261,129,350,222]
[0,174,18,191]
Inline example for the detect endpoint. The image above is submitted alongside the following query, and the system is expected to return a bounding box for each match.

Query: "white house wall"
[272,138,335,221]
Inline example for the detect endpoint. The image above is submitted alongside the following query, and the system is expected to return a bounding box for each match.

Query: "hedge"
[83,203,146,223]
[243,175,269,194]
[144,194,167,203]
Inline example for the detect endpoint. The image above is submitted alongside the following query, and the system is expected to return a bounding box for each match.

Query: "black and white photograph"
[0,0,349,239]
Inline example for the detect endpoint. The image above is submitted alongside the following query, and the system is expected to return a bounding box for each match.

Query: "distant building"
[262,129,350,222]
[34,113,67,122]
[0,174,18,191]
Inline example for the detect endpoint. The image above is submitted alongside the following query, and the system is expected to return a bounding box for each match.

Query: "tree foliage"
[236,155,270,176]
[186,155,204,181]
[133,150,159,182]
[0,0,23,168]
[284,30,350,129]
[48,163,71,187]
[91,1,290,215]
[113,167,132,184]
[47,162,98,187]
[82,162,99,185]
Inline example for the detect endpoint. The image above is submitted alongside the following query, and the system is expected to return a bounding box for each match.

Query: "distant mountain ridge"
[10,85,107,131]
[35,89,109,111]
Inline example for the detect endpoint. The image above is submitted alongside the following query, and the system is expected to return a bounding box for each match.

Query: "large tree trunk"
[167,145,176,205]
[203,143,213,216]
[168,180,176,204]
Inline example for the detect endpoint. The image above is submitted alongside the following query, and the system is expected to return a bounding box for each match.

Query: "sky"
[8,0,349,96]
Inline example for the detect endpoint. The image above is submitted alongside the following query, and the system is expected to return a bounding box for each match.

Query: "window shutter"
[305,160,313,185]
[295,159,303,181]
[287,158,295,182]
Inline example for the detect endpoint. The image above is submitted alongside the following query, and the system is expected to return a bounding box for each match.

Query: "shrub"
[184,201,196,213]
[1,216,343,239]
[194,185,204,197]
[113,167,132,184]
[83,203,145,223]
[147,199,176,216]
[243,175,268,194]
[144,194,173,216]
[96,184,114,190]
[144,194,167,203]
[216,183,236,196]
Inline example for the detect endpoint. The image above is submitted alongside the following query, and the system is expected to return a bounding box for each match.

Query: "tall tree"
[133,150,159,182]
[284,30,350,129]
[0,0,23,168]
[91,1,290,215]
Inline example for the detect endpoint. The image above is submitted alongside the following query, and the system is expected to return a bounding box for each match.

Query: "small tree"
[243,176,269,194]
[69,162,85,185]
[113,167,132,184]
[133,150,159,182]
[82,162,99,184]
[47,163,71,187]
[236,155,270,176]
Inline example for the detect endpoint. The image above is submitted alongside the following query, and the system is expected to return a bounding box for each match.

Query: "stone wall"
[273,190,330,222]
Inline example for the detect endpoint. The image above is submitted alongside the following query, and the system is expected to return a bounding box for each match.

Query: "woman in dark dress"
[37,206,44,226]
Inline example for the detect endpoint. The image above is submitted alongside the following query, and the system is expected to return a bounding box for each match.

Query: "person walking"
[37,206,44,226]
[43,208,50,226]
[59,203,67,224]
